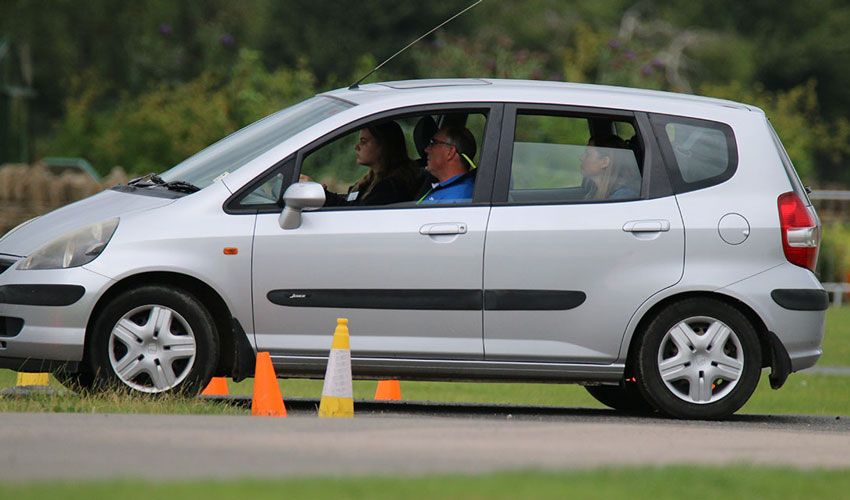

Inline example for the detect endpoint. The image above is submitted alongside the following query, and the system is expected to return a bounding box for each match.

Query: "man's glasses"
[428,138,455,148]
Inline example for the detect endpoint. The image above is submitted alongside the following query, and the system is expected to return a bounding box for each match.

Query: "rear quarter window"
[650,114,738,193]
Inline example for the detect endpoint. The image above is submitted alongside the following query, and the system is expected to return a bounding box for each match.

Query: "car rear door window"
[507,112,642,203]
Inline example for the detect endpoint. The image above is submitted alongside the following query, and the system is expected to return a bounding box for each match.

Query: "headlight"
[18,218,119,270]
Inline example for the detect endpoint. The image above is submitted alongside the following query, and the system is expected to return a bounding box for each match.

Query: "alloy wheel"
[107,304,197,393]
[656,316,744,405]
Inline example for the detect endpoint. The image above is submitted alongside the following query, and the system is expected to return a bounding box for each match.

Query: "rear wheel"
[635,298,762,420]
[88,285,218,394]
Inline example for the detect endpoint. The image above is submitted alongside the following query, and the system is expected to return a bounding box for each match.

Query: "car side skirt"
[270,354,624,384]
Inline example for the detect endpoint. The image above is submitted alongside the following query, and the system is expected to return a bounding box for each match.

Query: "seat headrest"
[413,116,438,158]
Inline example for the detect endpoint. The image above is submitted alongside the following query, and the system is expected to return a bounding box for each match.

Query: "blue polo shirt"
[419,173,475,204]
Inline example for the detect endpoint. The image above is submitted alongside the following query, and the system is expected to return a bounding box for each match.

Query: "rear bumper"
[718,263,826,372]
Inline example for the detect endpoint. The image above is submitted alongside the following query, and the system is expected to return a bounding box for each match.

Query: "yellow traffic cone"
[318,318,354,418]
[374,380,401,400]
[17,373,50,387]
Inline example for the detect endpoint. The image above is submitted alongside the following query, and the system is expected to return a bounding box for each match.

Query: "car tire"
[635,298,762,420]
[88,285,219,394]
[585,380,654,413]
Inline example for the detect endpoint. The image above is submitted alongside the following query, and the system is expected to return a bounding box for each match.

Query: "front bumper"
[0,264,114,366]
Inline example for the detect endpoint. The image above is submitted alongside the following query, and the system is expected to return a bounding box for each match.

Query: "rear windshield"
[767,118,811,206]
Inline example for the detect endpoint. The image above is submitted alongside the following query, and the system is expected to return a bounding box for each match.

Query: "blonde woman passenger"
[580,134,641,200]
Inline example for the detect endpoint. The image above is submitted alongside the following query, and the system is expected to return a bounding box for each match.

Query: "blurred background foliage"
[819,223,850,283]
[3,0,850,186]
[3,0,850,281]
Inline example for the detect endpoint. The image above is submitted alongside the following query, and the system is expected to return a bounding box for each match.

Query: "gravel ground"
[1,407,848,481]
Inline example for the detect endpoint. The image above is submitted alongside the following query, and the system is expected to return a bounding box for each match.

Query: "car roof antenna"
[348,0,483,90]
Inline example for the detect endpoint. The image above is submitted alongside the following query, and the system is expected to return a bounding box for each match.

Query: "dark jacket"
[324,174,419,207]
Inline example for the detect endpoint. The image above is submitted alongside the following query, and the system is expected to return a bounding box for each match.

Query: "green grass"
[821,305,850,366]
[1,371,847,416]
[1,307,848,416]
[741,372,850,415]
[1,467,849,499]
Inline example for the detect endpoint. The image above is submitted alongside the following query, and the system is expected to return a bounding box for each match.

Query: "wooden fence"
[810,190,850,224]
[0,163,129,235]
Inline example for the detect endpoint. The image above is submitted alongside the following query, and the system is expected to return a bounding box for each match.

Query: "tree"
[43,50,318,176]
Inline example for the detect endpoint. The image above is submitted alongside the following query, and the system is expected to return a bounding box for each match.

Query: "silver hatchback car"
[0,79,826,419]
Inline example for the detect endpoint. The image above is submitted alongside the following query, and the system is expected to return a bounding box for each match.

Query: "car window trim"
[491,103,649,206]
[292,102,505,211]
[648,112,739,194]
[223,156,296,214]
[636,112,674,200]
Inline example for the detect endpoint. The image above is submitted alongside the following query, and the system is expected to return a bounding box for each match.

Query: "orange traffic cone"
[251,352,287,417]
[201,377,229,396]
[374,380,401,400]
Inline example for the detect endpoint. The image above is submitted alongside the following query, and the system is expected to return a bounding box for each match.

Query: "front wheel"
[635,298,762,420]
[88,285,219,394]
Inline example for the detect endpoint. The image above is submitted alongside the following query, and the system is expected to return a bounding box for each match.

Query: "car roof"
[321,78,761,117]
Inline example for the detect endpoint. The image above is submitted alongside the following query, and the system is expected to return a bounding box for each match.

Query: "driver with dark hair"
[418,126,477,204]
[309,121,419,206]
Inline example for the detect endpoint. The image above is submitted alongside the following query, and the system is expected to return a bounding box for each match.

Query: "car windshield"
[159,96,354,189]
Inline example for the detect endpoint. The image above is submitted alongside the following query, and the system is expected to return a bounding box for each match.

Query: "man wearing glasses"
[418,126,477,204]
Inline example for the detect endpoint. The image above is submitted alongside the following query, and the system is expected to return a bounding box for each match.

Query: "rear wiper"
[127,173,200,194]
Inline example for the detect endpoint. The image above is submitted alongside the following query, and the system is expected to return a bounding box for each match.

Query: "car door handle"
[623,220,671,232]
[419,223,468,235]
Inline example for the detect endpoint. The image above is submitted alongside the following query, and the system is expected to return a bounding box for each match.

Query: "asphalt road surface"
[2,401,849,481]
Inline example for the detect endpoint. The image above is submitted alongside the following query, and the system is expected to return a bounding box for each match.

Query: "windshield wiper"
[127,173,201,194]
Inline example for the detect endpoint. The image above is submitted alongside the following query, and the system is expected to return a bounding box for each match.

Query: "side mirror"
[279,181,325,229]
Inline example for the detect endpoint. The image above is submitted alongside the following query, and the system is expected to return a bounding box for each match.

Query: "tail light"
[777,192,819,272]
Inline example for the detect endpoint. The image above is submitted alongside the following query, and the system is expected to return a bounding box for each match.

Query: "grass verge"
[0,306,846,415]
[0,386,246,415]
[0,371,847,416]
[1,467,849,499]
[821,305,850,366]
